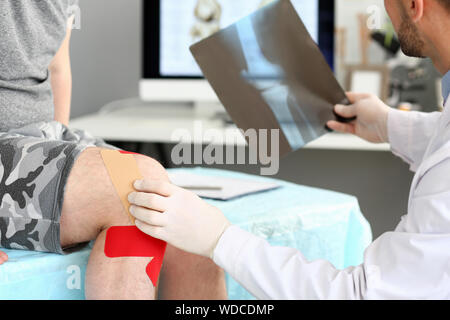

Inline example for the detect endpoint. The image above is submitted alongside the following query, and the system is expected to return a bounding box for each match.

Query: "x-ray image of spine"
[191,0,222,41]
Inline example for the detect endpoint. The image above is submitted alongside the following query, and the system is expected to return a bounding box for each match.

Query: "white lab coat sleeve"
[213,156,450,300]
[388,108,441,172]
[213,225,370,300]
[213,224,450,300]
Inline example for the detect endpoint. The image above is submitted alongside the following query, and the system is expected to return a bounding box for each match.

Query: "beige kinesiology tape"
[100,150,143,224]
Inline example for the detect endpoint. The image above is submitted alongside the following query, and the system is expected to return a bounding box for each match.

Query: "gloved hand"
[128,180,231,259]
[327,92,391,143]
[0,250,8,265]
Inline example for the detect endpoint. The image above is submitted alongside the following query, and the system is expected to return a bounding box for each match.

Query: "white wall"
[70,0,141,118]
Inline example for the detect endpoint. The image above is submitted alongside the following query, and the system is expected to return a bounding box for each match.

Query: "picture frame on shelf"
[345,65,390,102]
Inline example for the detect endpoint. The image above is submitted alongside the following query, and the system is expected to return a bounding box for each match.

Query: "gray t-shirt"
[0,0,77,132]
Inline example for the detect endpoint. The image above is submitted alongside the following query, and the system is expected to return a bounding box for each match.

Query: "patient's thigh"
[60,147,168,247]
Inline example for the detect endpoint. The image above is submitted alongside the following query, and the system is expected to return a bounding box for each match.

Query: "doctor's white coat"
[213,97,450,299]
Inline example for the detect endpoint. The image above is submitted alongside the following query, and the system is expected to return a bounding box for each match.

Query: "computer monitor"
[140,0,335,104]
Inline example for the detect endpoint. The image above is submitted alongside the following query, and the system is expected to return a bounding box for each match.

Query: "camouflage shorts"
[0,121,115,254]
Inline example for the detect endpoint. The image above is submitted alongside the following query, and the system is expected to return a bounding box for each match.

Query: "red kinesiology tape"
[119,151,141,155]
[105,226,167,287]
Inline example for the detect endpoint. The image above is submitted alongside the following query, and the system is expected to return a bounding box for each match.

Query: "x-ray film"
[190,0,350,156]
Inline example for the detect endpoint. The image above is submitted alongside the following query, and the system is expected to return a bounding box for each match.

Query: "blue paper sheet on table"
[0,168,372,300]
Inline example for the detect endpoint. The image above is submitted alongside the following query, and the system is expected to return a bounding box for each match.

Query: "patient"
[0,0,227,300]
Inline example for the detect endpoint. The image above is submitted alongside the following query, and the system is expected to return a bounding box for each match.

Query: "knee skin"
[134,153,169,184]
[60,148,168,247]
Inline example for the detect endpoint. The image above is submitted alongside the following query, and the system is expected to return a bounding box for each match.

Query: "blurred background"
[69,0,445,238]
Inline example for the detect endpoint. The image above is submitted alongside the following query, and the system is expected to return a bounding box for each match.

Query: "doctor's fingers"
[334,103,357,118]
[346,92,371,103]
[135,220,168,242]
[327,121,356,135]
[128,192,168,212]
[130,205,168,227]
[134,179,175,197]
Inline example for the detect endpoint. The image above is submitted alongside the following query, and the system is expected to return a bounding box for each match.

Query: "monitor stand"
[100,98,231,124]
[194,101,227,120]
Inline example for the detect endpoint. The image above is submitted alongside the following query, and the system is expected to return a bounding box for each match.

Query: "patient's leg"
[158,245,227,300]
[60,147,227,300]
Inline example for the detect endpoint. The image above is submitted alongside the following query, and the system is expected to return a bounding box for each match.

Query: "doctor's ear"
[404,0,424,22]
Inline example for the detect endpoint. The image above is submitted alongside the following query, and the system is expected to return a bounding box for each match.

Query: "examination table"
[0,168,372,300]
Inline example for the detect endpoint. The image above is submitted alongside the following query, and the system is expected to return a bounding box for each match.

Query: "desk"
[0,168,371,300]
[69,104,391,152]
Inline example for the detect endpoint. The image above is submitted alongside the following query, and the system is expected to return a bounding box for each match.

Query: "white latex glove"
[327,92,390,143]
[128,180,231,259]
[0,250,8,265]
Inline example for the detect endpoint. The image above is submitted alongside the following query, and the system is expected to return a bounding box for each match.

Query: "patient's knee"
[133,154,169,182]
[101,153,168,226]
[61,149,168,239]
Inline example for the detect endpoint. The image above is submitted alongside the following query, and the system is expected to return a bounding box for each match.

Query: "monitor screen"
[143,0,333,79]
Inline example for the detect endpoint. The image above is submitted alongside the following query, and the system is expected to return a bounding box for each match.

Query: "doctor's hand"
[327,92,390,143]
[0,250,8,265]
[128,180,231,259]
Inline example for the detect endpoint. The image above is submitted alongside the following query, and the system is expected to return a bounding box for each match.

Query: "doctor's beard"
[397,13,426,58]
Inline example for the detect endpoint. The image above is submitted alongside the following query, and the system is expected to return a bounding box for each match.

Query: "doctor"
[128,0,450,299]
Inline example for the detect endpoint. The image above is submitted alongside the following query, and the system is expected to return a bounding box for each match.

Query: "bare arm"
[1,18,74,267]
[49,16,74,126]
